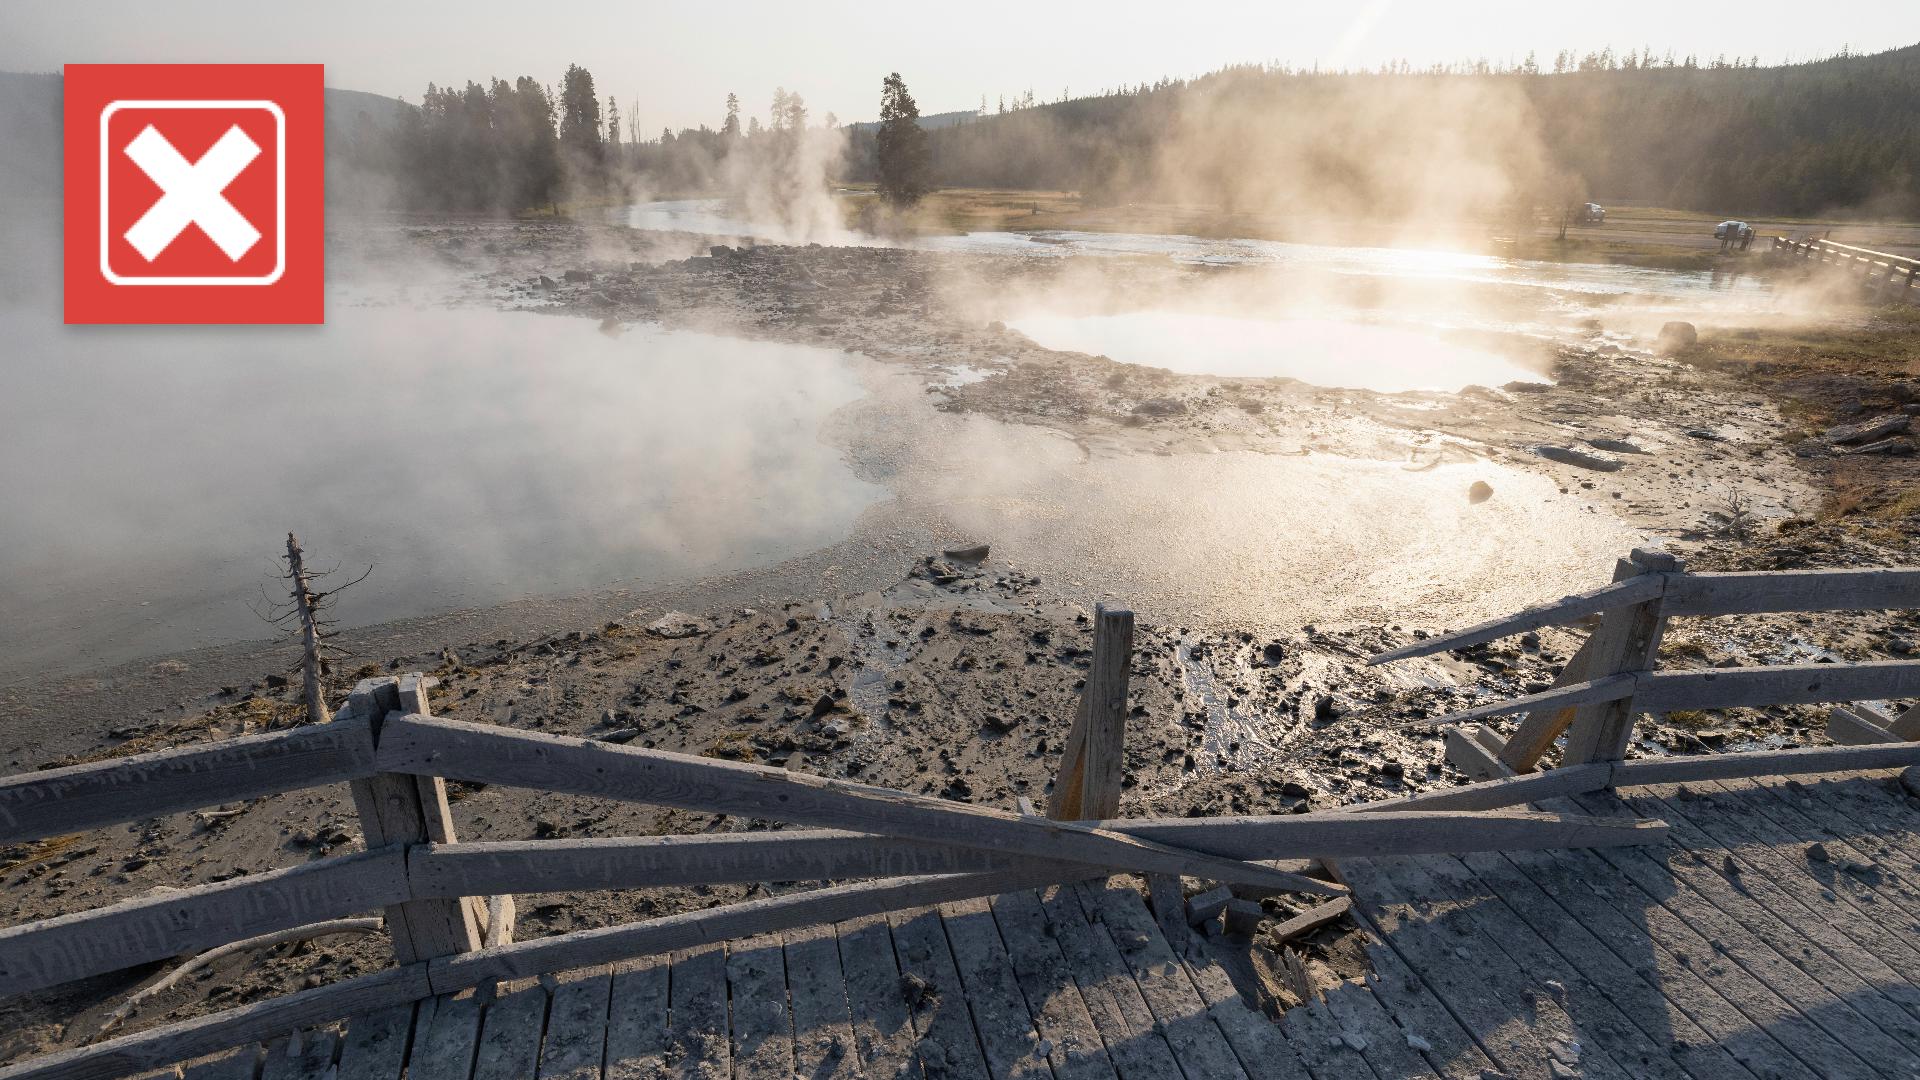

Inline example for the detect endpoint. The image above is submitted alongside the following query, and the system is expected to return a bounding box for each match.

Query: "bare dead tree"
[258,533,371,726]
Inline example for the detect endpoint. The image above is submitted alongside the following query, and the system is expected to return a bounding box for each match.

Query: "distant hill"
[846,108,977,134]
[0,72,415,202]
[846,44,1920,219]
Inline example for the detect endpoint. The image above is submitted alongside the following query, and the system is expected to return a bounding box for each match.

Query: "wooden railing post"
[1047,605,1135,821]
[344,675,483,962]
[1560,549,1680,766]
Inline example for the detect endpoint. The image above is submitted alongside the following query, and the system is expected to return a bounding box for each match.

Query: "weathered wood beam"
[0,847,408,996]
[1110,808,1665,858]
[1048,605,1133,821]
[1336,764,1614,814]
[1636,661,1920,712]
[0,716,377,846]
[1827,706,1902,746]
[1561,551,1677,765]
[1368,573,1665,664]
[410,808,1666,898]
[1498,636,1597,772]
[1444,725,1514,782]
[0,965,429,1080]
[426,869,1067,991]
[1608,742,1920,786]
[1662,568,1920,616]
[1422,674,1637,728]
[376,713,1343,896]
[344,678,482,963]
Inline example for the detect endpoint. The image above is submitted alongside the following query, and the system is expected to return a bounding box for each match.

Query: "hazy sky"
[4,1,1916,136]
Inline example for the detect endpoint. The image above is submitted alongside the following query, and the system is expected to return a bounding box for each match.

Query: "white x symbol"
[122,124,262,262]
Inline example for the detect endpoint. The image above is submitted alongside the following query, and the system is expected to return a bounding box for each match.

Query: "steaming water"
[621,198,1773,308]
[0,310,883,678]
[1007,312,1547,393]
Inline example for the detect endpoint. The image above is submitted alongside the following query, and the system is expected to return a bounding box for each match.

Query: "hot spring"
[1007,312,1551,393]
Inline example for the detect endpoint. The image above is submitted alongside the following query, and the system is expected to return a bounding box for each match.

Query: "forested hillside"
[842,44,1920,219]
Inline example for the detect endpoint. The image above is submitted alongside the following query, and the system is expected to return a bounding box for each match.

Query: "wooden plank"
[1110,808,1667,857]
[1072,880,1249,1079]
[1337,764,1613,814]
[602,956,671,1080]
[1449,850,1753,1080]
[938,897,1053,1079]
[469,980,546,1080]
[1534,836,1876,1080]
[887,907,992,1080]
[406,993,485,1080]
[1726,776,1920,927]
[1162,935,1312,1080]
[984,890,1119,1080]
[1339,936,1493,1080]
[1637,661,1920,712]
[831,915,921,1080]
[378,714,1338,896]
[1277,996,1379,1080]
[1397,852,1699,1080]
[1049,606,1134,822]
[1566,790,1920,1076]
[1317,985,1444,1080]
[665,946,731,1080]
[332,1001,417,1080]
[1662,568,1920,616]
[411,809,1660,902]
[1609,742,1920,786]
[1891,703,1920,740]
[1679,778,1920,986]
[724,935,796,1080]
[0,715,377,846]
[1563,554,1673,765]
[1031,884,1185,1080]
[1334,856,1566,1078]
[428,870,1068,991]
[1501,636,1599,771]
[0,846,409,995]
[410,832,1038,895]
[537,967,612,1080]
[1620,785,1920,1038]
[1369,573,1666,664]
[346,680,480,965]
[1418,674,1636,729]
[782,925,859,1080]
[1265,898,1351,946]
[176,1048,259,1080]
[1486,844,1822,1080]
[1828,706,1903,745]
[1442,726,1510,781]
[259,1026,339,1080]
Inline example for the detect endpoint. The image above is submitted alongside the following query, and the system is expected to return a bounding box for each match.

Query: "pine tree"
[722,92,741,139]
[876,72,931,207]
[558,64,602,150]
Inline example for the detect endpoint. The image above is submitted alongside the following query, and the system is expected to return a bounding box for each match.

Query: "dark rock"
[1532,445,1625,472]
[1468,480,1495,503]
[1655,321,1697,354]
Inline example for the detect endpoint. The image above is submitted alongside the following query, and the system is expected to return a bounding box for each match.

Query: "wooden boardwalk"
[139,769,1920,1080]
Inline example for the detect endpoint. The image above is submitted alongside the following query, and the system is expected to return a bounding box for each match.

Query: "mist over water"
[0,310,882,678]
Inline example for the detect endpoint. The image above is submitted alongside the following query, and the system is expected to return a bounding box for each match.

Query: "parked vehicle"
[1579,202,1606,224]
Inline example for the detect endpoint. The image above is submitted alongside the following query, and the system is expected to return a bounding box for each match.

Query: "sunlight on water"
[1008,311,1550,393]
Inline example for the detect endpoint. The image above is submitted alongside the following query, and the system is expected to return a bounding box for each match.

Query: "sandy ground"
[4,215,1917,1064]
